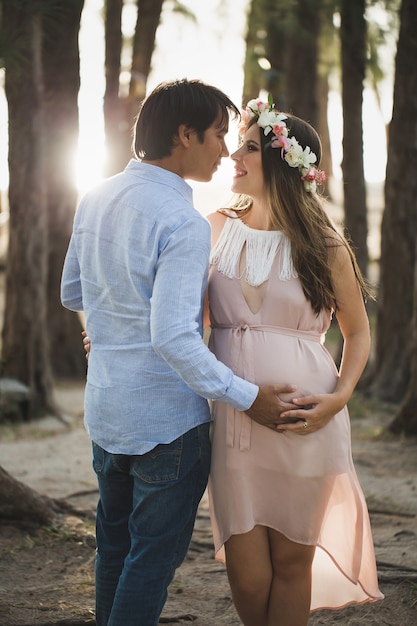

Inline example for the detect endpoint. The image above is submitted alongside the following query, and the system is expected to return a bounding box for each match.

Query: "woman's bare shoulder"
[323,228,354,274]
[207,210,230,244]
[323,225,343,242]
[207,209,233,225]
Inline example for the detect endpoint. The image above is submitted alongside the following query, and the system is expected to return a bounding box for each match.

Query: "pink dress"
[207,217,383,611]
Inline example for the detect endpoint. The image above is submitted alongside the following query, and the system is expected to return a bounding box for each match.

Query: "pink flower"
[303,166,317,182]
[271,134,290,152]
[273,123,286,135]
[317,170,326,184]
[301,167,326,192]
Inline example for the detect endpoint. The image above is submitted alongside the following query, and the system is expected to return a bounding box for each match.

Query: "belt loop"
[239,414,252,451]
[226,408,235,448]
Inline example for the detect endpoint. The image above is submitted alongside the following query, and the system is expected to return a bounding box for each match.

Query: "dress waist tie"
[211,324,323,451]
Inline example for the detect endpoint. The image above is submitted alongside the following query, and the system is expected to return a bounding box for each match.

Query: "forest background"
[0,0,416,624]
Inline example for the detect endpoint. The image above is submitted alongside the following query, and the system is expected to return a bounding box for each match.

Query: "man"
[61,78,295,626]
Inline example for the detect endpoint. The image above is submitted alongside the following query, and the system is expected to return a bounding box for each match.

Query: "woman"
[205,97,383,625]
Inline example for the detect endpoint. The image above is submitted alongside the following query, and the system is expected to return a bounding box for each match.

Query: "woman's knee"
[227,562,271,599]
[269,532,315,580]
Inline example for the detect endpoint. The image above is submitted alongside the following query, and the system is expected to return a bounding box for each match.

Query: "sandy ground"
[0,180,416,623]
[0,381,416,625]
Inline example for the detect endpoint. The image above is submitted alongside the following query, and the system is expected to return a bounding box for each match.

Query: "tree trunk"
[126,0,164,155]
[370,0,417,406]
[0,464,58,524]
[242,0,269,107]
[317,1,337,198]
[340,0,368,277]
[103,0,165,175]
[264,0,290,112]
[286,0,321,129]
[242,0,288,111]
[245,0,321,128]
[1,0,55,417]
[42,0,87,379]
[242,0,333,196]
[317,73,333,198]
[0,464,94,524]
[130,0,164,102]
[390,232,417,435]
[103,0,125,176]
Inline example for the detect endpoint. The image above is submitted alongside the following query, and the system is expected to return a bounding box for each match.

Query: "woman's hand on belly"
[277,390,347,435]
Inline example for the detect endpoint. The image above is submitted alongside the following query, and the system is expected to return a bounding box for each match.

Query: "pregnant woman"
[206,97,383,626]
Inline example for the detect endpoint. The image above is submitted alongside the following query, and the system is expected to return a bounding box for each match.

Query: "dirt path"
[0,381,416,625]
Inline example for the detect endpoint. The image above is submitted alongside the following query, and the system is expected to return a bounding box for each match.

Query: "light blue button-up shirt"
[61,160,258,454]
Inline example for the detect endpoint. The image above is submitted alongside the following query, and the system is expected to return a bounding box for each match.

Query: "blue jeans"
[92,422,211,626]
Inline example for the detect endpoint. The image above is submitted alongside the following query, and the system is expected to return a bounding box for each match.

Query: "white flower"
[246,99,267,116]
[303,179,316,193]
[301,147,317,168]
[284,138,303,167]
[284,138,317,169]
[257,111,287,135]
[246,99,260,111]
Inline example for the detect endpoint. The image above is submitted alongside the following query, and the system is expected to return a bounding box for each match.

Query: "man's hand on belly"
[245,384,298,431]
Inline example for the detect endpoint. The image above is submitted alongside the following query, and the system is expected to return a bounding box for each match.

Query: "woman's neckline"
[234,216,281,234]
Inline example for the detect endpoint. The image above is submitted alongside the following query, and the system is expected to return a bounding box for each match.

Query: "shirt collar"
[124,159,193,204]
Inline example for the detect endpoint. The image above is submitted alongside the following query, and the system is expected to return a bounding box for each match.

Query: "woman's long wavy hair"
[229,113,370,314]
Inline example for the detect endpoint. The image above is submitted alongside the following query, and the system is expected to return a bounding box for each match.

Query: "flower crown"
[240,95,326,193]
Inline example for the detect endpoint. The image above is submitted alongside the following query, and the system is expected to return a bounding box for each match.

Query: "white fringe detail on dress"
[210,217,297,286]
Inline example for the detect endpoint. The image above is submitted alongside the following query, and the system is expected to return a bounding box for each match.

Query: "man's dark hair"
[133,78,240,160]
